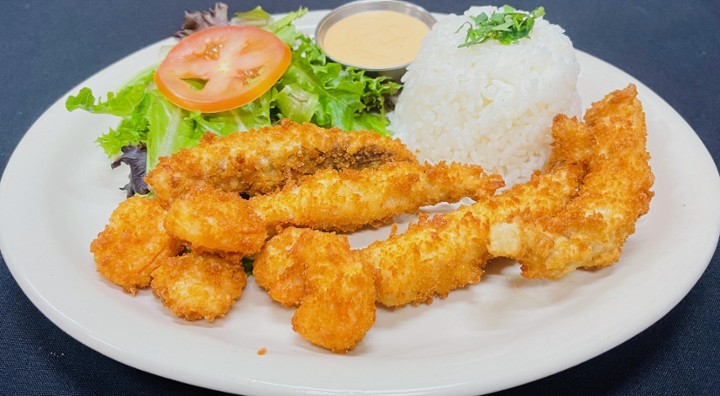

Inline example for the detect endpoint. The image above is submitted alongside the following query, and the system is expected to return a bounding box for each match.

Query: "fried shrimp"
[254,163,586,309]
[163,186,266,255]
[151,252,247,321]
[253,109,592,310]
[92,84,654,354]
[364,162,586,307]
[488,85,654,279]
[91,195,183,294]
[290,231,376,353]
[253,227,307,307]
[145,120,418,202]
[249,161,504,233]
[166,161,501,257]
[351,110,591,307]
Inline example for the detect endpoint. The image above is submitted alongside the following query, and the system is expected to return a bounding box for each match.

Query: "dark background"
[1,1,718,395]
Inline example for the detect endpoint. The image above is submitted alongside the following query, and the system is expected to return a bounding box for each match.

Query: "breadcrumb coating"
[91,195,183,294]
[151,252,247,321]
[164,186,266,255]
[145,119,417,202]
[249,161,504,233]
[290,231,376,353]
[489,84,654,278]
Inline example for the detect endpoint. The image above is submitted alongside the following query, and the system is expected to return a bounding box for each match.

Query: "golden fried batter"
[359,212,489,307]
[254,105,592,309]
[358,104,595,307]
[93,85,654,355]
[253,163,583,309]
[249,161,504,233]
[254,157,587,353]
[163,187,267,255]
[488,84,654,278]
[91,195,183,294]
[253,227,307,307]
[290,231,376,353]
[151,252,247,321]
[364,162,586,307]
[145,119,417,202]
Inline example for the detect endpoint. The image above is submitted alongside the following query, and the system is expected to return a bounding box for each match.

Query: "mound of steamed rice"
[389,6,580,186]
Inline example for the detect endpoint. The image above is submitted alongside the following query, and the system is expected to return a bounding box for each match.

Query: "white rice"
[389,6,581,186]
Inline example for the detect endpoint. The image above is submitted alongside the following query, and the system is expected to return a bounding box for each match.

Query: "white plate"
[1,10,719,396]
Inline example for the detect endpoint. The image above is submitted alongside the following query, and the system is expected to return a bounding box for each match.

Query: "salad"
[65,4,400,195]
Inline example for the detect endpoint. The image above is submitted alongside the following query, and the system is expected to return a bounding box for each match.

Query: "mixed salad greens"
[66,4,400,196]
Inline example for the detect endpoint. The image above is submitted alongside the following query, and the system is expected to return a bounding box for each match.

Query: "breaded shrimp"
[488,85,654,279]
[357,105,593,306]
[253,227,307,307]
[250,89,657,352]
[290,231,376,353]
[91,195,183,294]
[145,120,417,202]
[151,252,247,321]
[166,161,501,257]
[253,163,585,309]
[250,161,504,233]
[364,162,586,307]
[254,106,592,309]
[163,186,266,255]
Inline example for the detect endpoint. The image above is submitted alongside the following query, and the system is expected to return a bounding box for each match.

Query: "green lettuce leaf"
[266,10,400,134]
[275,84,320,123]
[231,6,273,27]
[189,90,273,136]
[67,3,401,187]
[95,96,150,156]
[66,68,154,117]
[145,91,204,169]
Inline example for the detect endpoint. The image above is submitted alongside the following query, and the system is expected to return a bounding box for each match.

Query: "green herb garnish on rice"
[457,5,545,47]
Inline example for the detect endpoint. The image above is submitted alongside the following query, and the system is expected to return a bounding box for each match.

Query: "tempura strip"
[145,119,417,202]
[250,161,504,233]
[364,161,585,307]
[488,84,654,279]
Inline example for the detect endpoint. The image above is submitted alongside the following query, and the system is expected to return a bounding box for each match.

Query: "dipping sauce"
[321,10,430,69]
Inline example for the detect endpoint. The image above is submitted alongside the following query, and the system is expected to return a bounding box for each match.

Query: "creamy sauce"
[322,10,430,69]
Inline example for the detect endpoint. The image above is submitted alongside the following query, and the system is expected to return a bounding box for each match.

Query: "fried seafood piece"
[166,161,501,257]
[163,186,266,255]
[91,195,183,294]
[253,162,585,309]
[488,85,654,279]
[361,212,489,307]
[290,231,376,353]
[249,161,504,233]
[253,227,307,307]
[145,119,418,202]
[151,252,247,321]
[253,109,592,308]
[252,109,594,352]
[358,107,593,306]
[364,161,586,307]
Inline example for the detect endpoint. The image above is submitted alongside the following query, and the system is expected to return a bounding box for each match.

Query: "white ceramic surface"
[1,10,719,396]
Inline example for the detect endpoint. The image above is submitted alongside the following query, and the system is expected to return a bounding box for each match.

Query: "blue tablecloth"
[1,1,718,394]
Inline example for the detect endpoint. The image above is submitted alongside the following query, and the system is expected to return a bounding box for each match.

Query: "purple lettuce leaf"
[174,2,229,38]
[111,145,149,197]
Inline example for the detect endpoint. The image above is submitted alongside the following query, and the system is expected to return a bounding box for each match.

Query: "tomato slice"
[154,25,291,113]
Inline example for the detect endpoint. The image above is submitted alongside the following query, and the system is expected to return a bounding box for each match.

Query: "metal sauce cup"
[315,0,436,82]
